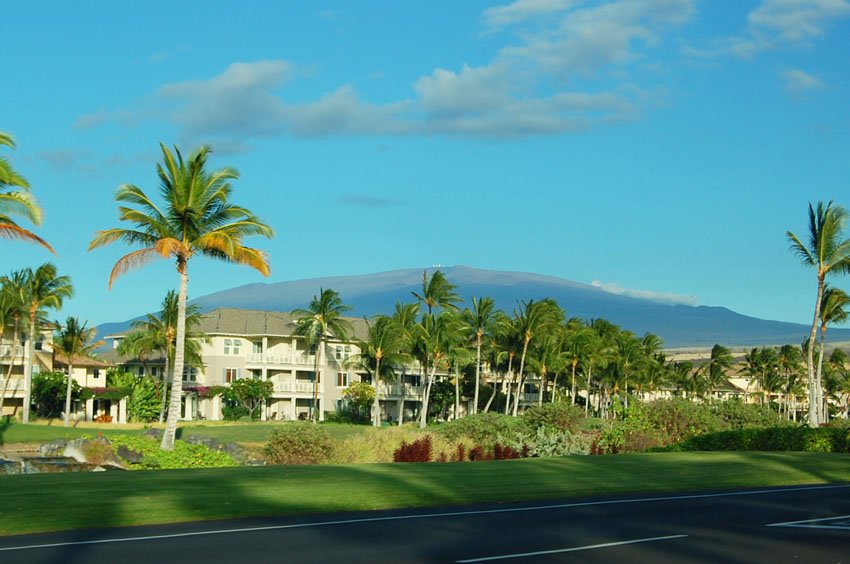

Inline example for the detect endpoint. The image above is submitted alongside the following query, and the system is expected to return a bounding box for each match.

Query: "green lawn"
[1,452,849,536]
[0,421,370,446]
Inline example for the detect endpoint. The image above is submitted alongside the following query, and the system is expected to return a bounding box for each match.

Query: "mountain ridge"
[96,265,845,349]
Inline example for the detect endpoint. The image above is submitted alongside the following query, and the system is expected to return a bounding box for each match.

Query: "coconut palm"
[0,270,27,412]
[54,317,100,427]
[21,263,73,423]
[349,315,411,427]
[787,201,850,425]
[293,288,352,423]
[778,344,803,418]
[389,301,421,425]
[461,296,497,414]
[411,269,461,316]
[0,132,53,252]
[815,286,850,422]
[705,344,734,396]
[414,310,464,427]
[89,143,273,449]
[124,290,207,422]
[511,299,563,416]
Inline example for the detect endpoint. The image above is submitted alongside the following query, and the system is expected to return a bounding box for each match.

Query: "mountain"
[96,265,845,348]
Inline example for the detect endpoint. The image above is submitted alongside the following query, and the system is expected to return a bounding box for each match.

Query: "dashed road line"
[455,534,689,562]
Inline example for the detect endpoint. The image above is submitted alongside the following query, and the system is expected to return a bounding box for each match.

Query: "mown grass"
[1,452,849,536]
[0,421,371,446]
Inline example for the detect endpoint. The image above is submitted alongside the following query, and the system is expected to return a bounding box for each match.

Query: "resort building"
[106,308,428,423]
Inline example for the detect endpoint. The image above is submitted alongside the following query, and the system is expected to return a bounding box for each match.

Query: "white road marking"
[1,483,848,552]
[455,534,689,562]
[767,514,850,530]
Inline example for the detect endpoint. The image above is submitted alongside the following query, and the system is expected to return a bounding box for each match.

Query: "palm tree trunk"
[483,372,500,413]
[159,354,171,423]
[64,361,74,427]
[537,372,544,407]
[473,338,481,415]
[550,373,558,403]
[504,355,514,415]
[816,326,826,424]
[806,276,825,426]
[419,363,438,428]
[23,315,36,424]
[373,357,381,428]
[454,363,460,420]
[161,266,188,451]
[512,341,529,417]
[312,337,323,423]
[585,366,593,417]
[397,371,405,426]
[571,360,578,406]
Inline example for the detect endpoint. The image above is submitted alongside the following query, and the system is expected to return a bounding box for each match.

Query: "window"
[233,339,241,355]
[224,339,232,355]
[225,368,239,383]
[183,367,198,382]
[337,372,348,387]
[253,341,263,354]
[344,346,351,360]
[138,366,145,377]
[335,346,342,360]
[92,368,100,379]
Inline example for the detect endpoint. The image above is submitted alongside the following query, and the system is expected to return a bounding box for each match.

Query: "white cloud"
[591,280,698,306]
[780,68,826,95]
[74,2,691,143]
[502,0,695,75]
[687,0,850,59]
[483,0,577,29]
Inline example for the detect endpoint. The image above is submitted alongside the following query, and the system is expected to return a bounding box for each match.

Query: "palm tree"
[54,317,99,427]
[815,286,850,422]
[414,310,463,427]
[705,344,734,397]
[0,270,27,413]
[778,344,803,418]
[89,143,273,449]
[0,132,53,252]
[461,296,497,414]
[124,291,207,422]
[411,269,462,316]
[787,201,850,426]
[22,263,73,423]
[293,288,352,423]
[511,299,562,416]
[350,315,411,426]
[390,301,420,425]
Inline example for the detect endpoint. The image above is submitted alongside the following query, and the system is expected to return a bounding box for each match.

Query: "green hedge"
[675,426,850,453]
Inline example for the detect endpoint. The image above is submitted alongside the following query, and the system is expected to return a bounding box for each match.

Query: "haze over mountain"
[97,266,846,349]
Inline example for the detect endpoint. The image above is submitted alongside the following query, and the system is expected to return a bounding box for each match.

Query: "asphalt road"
[2,483,849,563]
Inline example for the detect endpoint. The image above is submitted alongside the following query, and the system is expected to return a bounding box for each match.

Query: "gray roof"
[196,308,370,342]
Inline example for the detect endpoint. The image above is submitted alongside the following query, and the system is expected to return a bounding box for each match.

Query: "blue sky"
[2,0,849,327]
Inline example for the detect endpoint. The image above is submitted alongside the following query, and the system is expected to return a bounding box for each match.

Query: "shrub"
[642,399,727,443]
[677,426,850,453]
[502,427,591,457]
[521,403,584,433]
[264,424,334,465]
[32,371,80,419]
[707,399,791,429]
[436,413,524,447]
[110,435,237,469]
[394,435,433,462]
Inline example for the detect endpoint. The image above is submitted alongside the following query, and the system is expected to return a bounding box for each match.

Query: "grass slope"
[2,452,849,536]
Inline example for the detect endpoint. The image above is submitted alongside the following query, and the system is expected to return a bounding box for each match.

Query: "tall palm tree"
[54,316,99,427]
[705,344,734,397]
[461,296,497,414]
[390,301,420,425]
[815,286,850,422]
[0,132,53,252]
[124,291,206,422]
[293,288,352,423]
[414,310,463,427]
[778,344,803,418]
[511,299,562,416]
[350,315,411,427]
[0,270,27,413]
[21,263,73,423]
[787,201,850,425]
[89,143,273,449]
[411,269,461,316]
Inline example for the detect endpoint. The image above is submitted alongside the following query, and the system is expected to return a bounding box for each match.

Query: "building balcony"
[272,381,319,394]
[246,352,316,367]
[378,383,424,398]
